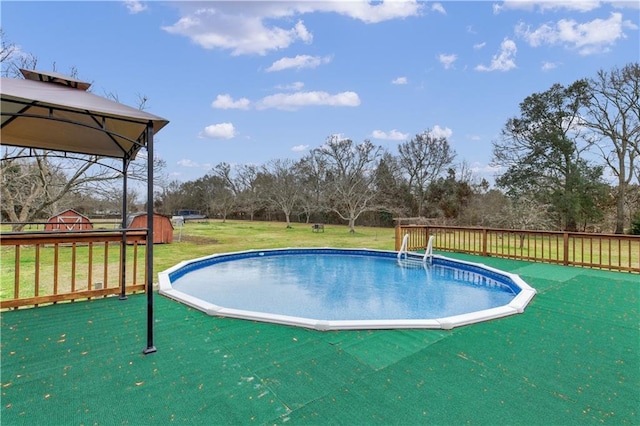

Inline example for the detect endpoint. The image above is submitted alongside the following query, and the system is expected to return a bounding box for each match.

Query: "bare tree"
[296,154,327,223]
[197,171,235,222]
[0,29,16,65]
[583,63,640,233]
[1,29,37,77]
[259,159,301,228]
[1,149,117,230]
[497,196,555,231]
[211,162,264,220]
[157,180,185,216]
[397,131,456,217]
[235,164,263,220]
[312,136,383,233]
[210,185,236,222]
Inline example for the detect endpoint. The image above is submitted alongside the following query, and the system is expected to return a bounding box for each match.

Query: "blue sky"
[2,1,639,185]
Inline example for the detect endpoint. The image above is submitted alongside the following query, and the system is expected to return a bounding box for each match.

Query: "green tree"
[492,81,606,231]
[373,152,413,225]
[425,168,473,220]
[630,212,640,235]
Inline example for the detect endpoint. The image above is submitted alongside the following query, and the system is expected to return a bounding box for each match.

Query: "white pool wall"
[158,248,537,331]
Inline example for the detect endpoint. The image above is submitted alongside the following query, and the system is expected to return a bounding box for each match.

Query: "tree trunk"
[615,182,626,234]
[348,217,356,233]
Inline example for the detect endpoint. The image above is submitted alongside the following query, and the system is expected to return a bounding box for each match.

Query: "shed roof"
[1,70,169,159]
[47,208,91,221]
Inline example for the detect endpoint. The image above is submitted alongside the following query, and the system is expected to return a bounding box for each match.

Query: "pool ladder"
[397,233,434,264]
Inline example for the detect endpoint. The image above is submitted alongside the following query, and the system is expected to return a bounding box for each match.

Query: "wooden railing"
[395,225,640,273]
[1,230,148,309]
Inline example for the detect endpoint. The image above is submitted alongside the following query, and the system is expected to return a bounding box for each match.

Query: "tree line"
[158,133,463,233]
[157,62,639,234]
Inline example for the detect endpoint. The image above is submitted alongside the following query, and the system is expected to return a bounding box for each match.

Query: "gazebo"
[1,69,169,354]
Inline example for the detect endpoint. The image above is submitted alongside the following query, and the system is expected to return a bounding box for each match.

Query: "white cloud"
[124,1,147,14]
[371,129,408,140]
[211,94,251,109]
[256,91,361,110]
[177,159,212,169]
[515,12,635,55]
[392,76,408,84]
[199,122,236,139]
[306,1,424,24]
[438,53,458,69]
[163,11,312,56]
[177,159,198,167]
[330,133,349,142]
[162,2,422,55]
[293,20,313,43]
[475,38,517,72]
[431,3,446,14]
[429,125,453,139]
[266,55,332,72]
[541,61,559,71]
[473,41,487,49]
[291,144,309,152]
[493,1,601,14]
[471,162,503,175]
[275,81,305,91]
[611,1,640,9]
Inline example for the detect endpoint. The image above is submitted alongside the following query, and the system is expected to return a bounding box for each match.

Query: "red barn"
[45,209,93,231]
[127,212,173,244]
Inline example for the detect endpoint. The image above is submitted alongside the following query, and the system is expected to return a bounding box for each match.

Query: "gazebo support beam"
[143,122,157,355]
[119,157,129,301]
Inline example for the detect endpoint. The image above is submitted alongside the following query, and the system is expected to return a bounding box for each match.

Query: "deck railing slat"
[1,230,148,309]
[396,225,639,273]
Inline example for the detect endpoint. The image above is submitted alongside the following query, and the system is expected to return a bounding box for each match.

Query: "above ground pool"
[158,248,536,330]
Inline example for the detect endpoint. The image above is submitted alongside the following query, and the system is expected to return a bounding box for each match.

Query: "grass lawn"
[1,220,397,301]
[153,220,397,273]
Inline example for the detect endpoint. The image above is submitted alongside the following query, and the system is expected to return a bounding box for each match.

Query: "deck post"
[482,227,488,256]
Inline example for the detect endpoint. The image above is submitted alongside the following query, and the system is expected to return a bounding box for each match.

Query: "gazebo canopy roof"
[1,69,169,159]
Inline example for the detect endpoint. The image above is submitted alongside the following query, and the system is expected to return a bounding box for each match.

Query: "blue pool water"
[169,250,518,321]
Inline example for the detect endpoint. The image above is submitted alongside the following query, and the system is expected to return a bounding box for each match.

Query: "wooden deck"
[1,230,148,309]
[396,225,640,273]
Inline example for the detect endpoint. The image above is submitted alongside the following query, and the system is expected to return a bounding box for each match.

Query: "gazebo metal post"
[143,122,157,355]
[119,157,129,300]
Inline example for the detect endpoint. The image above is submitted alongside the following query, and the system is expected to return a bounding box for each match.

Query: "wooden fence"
[395,225,640,273]
[1,230,148,309]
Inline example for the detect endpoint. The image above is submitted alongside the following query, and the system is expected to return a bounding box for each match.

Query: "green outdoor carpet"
[1,256,638,425]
